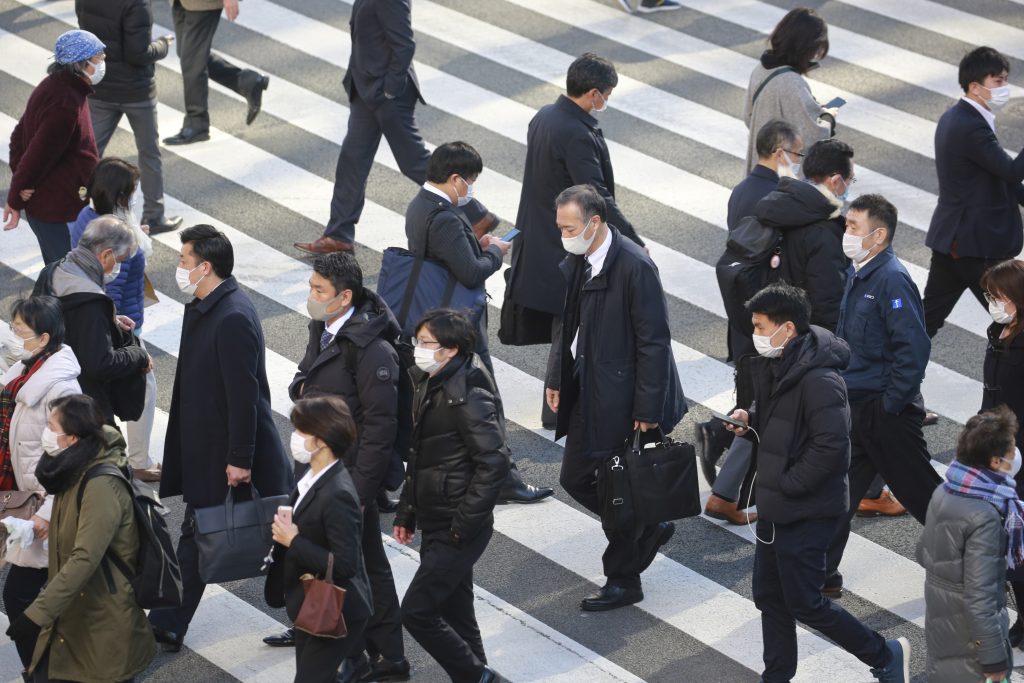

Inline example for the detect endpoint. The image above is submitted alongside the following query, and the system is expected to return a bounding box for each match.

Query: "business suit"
[923,98,1024,337]
[265,462,373,683]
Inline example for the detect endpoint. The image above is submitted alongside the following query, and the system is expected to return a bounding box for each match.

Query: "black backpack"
[721,214,783,304]
[77,464,183,609]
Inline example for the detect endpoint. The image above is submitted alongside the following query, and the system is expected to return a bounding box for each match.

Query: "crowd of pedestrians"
[1,2,1023,683]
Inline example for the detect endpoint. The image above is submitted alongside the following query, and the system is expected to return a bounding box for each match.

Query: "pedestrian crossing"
[0,0,1022,679]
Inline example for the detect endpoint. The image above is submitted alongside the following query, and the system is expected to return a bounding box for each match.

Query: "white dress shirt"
[324,305,355,338]
[422,182,452,204]
[295,460,337,512]
[570,230,613,359]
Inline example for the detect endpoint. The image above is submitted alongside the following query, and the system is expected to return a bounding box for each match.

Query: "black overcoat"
[342,0,424,107]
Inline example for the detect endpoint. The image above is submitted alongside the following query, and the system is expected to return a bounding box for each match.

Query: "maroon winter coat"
[7,70,99,222]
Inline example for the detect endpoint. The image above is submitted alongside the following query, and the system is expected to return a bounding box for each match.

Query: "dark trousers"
[294,618,367,683]
[923,250,1001,338]
[753,517,887,682]
[826,398,941,577]
[172,0,252,132]
[559,401,655,588]
[148,507,205,637]
[89,97,166,223]
[26,214,71,265]
[3,564,48,667]
[353,502,403,661]
[402,526,492,683]
[326,86,429,243]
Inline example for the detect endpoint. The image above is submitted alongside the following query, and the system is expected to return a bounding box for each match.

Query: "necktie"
[319,330,333,352]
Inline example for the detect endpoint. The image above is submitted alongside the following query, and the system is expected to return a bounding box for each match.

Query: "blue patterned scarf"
[944,460,1024,569]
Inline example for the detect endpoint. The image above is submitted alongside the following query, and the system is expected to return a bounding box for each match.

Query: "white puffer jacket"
[1,345,81,568]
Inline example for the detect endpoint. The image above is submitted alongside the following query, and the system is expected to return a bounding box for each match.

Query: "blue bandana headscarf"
[53,30,105,65]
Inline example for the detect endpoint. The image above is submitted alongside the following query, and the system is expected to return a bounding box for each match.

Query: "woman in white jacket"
[0,296,80,668]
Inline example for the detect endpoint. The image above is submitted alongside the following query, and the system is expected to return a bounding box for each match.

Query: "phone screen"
[823,96,846,109]
[502,228,521,240]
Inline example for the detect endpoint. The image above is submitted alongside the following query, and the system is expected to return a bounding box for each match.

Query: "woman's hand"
[272,513,299,547]
[31,515,48,541]
[393,526,415,545]
[3,204,20,231]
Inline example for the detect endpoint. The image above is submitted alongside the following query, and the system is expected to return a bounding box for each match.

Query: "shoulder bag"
[194,484,289,584]
[294,553,348,638]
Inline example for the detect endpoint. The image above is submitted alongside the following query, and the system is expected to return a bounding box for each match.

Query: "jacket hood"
[755,177,840,231]
[5,345,81,408]
[339,288,402,348]
[95,424,129,469]
[773,326,850,396]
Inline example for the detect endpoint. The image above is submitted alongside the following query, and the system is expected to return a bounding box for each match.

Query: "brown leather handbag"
[0,491,43,564]
[293,553,347,638]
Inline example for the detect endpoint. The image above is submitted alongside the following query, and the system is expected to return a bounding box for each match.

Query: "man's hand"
[226,465,251,486]
[143,353,154,374]
[31,514,48,541]
[723,409,750,437]
[393,526,415,545]
[223,0,239,21]
[480,234,511,256]
[18,189,34,202]
[116,315,135,331]
[3,204,20,231]
[545,388,559,414]
[634,420,658,432]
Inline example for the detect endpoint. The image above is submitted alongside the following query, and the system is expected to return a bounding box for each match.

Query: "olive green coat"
[24,426,155,682]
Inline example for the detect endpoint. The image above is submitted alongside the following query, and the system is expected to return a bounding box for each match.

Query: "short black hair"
[959,46,1010,93]
[956,405,1018,470]
[415,309,476,359]
[87,157,139,215]
[802,139,854,182]
[848,194,898,243]
[555,184,607,223]
[291,395,357,461]
[312,252,364,306]
[566,52,618,98]
[767,7,829,74]
[745,282,811,333]
[180,224,233,278]
[11,296,65,357]
[755,120,800,159]
[426,142,483,184]
[49,394,106,442]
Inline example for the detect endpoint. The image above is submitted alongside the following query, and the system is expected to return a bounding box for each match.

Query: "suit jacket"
[727,164,779,231]
[343,0,424,107]
[179,0,224,12]
[264,462,373,625]
[509,95,643,315]
[926,99,1024,259]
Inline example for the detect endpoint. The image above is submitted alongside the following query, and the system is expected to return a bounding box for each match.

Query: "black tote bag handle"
[222,484,266,546]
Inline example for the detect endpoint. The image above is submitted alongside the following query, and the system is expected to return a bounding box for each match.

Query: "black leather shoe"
[338,653,371,683]
[639,521,675,572]
[377,490,400,514]
[358,654,410,682]
[244,74,270,125]
[580,584,643,612]
[923,410,939,426]
[262,627,294,647]
[696,420,725,485]
[146,215,183,236]
[163,128,210,146]
[498,480,554,504]
[478,666,499,683]
[822,571,843,600]
[151,625,183,652]
[1011,618,1023,648]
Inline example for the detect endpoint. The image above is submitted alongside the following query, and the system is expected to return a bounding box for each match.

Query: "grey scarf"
[51,246,105,297]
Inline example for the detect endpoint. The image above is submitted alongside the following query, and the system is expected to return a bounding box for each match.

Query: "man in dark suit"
[163,0,269,145]
[924,46,1024,338]
[504,52,644,427]
[149,225,294,650]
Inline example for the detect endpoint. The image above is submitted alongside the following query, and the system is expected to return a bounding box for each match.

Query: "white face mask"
[983,83,1011,113]
[752,324,787,358]
[777,151,801,179]
[41,427,66,455]
[453,177,473,208]
[290,431,315,465]
[413,345,443,374]
[103,260,121,285]
[1002,447,1022,477]
[88,59,105,85]
[11,334,40,362]
[175,263,206,296]
[592,90,608,113]
[561,219,598,255]
[989,298,1015,325]
[842,229,880,264]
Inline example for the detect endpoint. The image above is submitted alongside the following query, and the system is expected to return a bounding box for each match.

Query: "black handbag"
[194,485,289,584]
[108,330,147,422]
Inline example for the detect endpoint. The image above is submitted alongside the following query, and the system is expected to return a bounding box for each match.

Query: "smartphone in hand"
[502,227,521,240]
[710,410,747,429]
[277,505,293,526]
[822,96,846,109]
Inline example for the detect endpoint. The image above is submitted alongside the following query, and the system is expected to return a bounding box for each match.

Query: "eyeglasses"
[984,292,1003,305]
[782,149,804,158]
[413,338,442,350]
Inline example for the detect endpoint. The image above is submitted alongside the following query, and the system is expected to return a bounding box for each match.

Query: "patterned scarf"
[944,459,1024,569]
[0,352,53,490]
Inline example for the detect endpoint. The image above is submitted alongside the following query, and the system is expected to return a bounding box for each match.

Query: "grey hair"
[79,215,138,260]
[47,59,90,78]
[555,184,607,223]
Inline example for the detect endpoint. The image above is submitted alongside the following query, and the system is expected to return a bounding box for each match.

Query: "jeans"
[25,214,71,265]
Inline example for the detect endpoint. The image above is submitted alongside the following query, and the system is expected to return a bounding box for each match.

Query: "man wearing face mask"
[32,215,152,425]
[148,225,293,652]
[545,185,685,612]
[924,46,1024,340]
[823,194,941,595]
[728,282,911,683]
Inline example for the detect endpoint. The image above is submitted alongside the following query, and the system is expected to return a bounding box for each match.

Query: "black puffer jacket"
[740,327,851,524]
[395,355,511,541]
[76,0,170,104]
[756,178,848,331]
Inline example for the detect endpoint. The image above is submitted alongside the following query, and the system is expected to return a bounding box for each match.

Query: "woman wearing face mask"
[917,406,1020,683]
[264,395,373,683]
[3,30,106,265]
[4,393,154,682]
[394,309,510,683]
[0,297,81,670]
[979,259,1024,646]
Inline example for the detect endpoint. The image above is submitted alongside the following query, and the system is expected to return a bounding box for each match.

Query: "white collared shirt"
[324,306,355,338]
[295,460,337,511]
[570,230,613,358]
[961,96,996,133]
[422,182,452,204]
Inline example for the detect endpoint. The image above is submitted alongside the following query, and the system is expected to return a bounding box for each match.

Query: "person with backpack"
[5,394,155,682]
[269,251,410,683]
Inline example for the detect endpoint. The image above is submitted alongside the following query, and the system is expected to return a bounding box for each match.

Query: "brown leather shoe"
[294,236,354,255]
[132,464,161,483]
[704,493,758,525]
[856,489,907,517]
[472,211,500,241]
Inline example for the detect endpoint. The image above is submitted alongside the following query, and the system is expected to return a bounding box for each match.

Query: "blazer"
[927,99,1024,259]
[343,0,423,107]
[264,462,373,625]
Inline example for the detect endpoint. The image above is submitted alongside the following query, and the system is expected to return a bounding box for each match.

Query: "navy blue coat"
[70,207,146,330]
[160,278,293,508]
[927,99,1024,259]
[836,247,930,414]
[727,164,779,230]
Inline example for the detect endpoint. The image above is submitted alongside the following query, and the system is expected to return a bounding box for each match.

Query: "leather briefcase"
[294,553,348,639]
[625,428,701,526]
[194,485,288,584]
